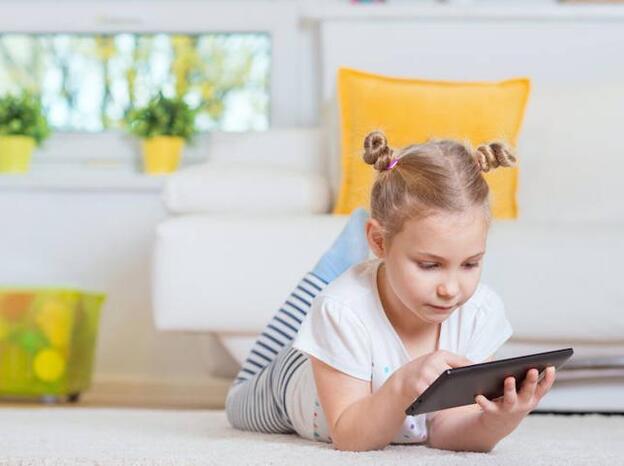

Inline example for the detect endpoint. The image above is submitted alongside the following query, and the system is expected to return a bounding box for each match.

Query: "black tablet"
[405,347,574,416]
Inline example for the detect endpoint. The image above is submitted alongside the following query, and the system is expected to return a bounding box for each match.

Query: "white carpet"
[0,408,622,465]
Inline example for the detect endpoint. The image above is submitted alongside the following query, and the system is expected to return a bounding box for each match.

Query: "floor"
[2,378,623,465]
[1,408,622,466]
[0,376,232,410]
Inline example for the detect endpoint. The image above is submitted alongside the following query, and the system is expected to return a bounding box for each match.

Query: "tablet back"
[405,348,574,416]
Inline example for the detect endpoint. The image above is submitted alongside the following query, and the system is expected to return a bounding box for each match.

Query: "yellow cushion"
[334,67,530,219]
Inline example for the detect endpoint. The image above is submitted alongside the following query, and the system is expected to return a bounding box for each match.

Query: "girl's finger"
[519,368,539,402]
[503,376,517,408]
[535,367,557,400]
[475,394,498,414]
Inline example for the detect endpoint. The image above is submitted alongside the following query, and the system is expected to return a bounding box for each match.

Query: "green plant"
[0,92,51,145]
[124,92,198,142]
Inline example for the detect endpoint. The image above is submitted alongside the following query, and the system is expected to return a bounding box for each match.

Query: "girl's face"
[367,206,489,324]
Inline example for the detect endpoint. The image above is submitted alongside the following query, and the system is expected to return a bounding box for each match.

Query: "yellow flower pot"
[0,135,36,174]
[141,136,184,174]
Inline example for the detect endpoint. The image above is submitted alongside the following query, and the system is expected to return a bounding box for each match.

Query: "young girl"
[225,131,557,452]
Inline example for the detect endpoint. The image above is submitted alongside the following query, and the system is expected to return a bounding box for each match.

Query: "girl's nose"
[437,280,459,299]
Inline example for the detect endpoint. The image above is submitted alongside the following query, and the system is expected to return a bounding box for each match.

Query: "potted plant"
[0,92,50,174]
[124,92,198,175]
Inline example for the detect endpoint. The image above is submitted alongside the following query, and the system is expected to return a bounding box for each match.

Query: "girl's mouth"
[428,304,454,311]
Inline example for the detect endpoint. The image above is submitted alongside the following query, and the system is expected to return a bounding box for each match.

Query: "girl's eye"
[417,262,481,270]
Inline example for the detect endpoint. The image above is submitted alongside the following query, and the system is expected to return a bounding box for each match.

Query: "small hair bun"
[474,142,517,173]
[363,130,395,171]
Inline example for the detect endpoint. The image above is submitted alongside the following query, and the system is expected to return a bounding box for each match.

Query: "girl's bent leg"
[232,272,327,387]
[225,209,369,433]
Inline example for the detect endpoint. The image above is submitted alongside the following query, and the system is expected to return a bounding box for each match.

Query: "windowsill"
[0,162,169,192]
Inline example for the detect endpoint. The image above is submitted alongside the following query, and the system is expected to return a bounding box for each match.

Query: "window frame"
[0,0,300,163]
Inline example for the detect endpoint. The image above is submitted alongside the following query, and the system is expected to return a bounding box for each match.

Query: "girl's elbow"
[331,436,387,452]
[426,434,495,453]
[332,440,357,452]
[466,443,495,453]
[329,431,354,451]
[333,441,359,452]
[332,438,367,452]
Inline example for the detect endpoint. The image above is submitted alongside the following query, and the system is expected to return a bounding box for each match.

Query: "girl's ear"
[366,218,386,258]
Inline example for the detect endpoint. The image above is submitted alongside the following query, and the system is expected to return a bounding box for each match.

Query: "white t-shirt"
[288,258,513,444]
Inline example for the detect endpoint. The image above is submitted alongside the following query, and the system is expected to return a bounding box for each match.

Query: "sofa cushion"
[333,67,530,219]
[482,220,624,342]
[162,162,330,215]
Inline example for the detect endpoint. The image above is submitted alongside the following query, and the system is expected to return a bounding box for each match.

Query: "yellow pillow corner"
[333,67,530,219]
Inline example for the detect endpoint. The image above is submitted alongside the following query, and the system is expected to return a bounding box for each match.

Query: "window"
[0,33,271,132]
[0,1,299,164]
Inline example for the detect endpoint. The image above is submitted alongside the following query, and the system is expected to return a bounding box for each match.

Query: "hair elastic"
[386,158,399,170]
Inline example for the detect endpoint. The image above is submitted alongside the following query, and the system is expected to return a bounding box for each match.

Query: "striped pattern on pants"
[225,272,328,433]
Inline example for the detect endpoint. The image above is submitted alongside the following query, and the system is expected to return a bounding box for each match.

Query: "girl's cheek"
[404,274,432,302]
[461,276,481,299]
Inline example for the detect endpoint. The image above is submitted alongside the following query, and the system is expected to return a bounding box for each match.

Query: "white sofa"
[153,88,624,412]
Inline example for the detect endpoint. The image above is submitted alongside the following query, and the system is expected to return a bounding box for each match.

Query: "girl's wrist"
[387,370,413,409]
[478,410,523,437]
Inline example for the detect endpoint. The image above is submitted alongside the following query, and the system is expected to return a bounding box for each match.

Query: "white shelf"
[301,3,624,22]
[0,163,168,192]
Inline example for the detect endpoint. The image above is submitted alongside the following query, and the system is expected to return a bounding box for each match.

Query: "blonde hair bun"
[363,130,394,171]
[474,142,517,173]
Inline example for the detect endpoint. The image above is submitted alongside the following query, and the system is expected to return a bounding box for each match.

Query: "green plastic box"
[0,288,105,402]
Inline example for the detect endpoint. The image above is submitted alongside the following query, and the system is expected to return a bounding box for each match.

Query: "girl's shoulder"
[315,259,380,308]
[456,283,505,318]
[457,284,513,362]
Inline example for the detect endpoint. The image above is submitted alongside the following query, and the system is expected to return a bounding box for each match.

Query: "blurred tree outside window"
[0,33,270,132]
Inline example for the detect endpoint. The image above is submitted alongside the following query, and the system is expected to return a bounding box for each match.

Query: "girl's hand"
[395,350,474,403]
[475,366,557,433]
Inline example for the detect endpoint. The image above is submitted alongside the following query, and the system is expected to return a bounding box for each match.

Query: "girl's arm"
[310,356,412,451]
[426,404,508,452]
[311,350,473,451]
[426,364,557,452]
[425,355,500,452]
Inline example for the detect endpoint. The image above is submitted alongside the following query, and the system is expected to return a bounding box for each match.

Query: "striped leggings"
[224,272,328,433]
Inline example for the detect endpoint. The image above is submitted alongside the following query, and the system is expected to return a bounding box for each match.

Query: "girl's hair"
[362,130,517,239]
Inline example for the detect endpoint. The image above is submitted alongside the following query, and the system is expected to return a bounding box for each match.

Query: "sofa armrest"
[162,162,331,215]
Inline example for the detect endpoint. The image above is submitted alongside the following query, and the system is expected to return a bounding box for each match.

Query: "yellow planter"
[141,136,184,174]
[0,135,36,174]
